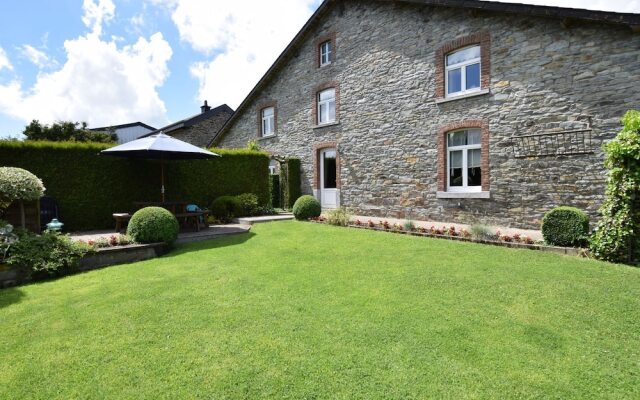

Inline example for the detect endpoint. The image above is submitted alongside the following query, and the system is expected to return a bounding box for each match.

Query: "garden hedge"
[282,158,301,209]
[0,141,269,231]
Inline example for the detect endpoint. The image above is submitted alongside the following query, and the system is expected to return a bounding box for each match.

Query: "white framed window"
[319,40,332,66]
[268,159,278,175]
[261,107,275,136]
[447,129,482,192]
[317,88,336,124]
[445,45,481,97]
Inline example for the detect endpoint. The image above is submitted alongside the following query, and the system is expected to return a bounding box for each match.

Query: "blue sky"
[0,0,637,139]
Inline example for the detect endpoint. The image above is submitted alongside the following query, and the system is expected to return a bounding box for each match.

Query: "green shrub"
[270,175,281,208]
[210,196,242,223]
[0,141,270,231]
[127,207,179,245]
[590,110,640,265]
[542,206,589,247]
[292,195,321,220]
[470,224,495,241]
[326,207,352,226]
[281,158,301,209]
[0,167,45,209]
[7,231,89,276]
[235,193,259,217]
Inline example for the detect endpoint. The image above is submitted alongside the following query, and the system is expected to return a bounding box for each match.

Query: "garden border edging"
[0,242,168,288]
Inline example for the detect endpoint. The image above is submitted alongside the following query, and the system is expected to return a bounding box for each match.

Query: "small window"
[261,107,275,136]
[268,159,278,175]
[445,45,481,97]
[319,40,332,66]
[447,129,482,192]
[317,88,336,124]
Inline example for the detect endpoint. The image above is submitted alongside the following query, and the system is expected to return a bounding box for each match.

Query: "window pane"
[446,45,480,66]
[328,100,336,122]
[448,131,467,147]
[468,148,482,187]
[319,88,335,101]
[449,150,463,187]
[465,62,480,90]
[468,148,481,168]
[318,103,327,123]
[447,68,462,94]
[262,107,274,118]
[467,130,481,145]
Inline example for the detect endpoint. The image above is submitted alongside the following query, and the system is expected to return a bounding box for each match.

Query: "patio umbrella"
[100,132,219,202]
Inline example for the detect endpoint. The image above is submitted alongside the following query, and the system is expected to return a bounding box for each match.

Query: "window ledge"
[435,88,490,104]
[257,134,277,141]
[312,121,340,129]
[437,191,490,199]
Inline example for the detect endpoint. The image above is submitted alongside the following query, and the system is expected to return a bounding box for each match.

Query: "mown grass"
[1,221,639,399]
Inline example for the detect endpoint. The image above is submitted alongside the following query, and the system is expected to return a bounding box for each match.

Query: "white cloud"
[19,45,51,68]
[0,0,172,128]
[159,0,317,108]
[82,0,115,37]
[0,47,12,71]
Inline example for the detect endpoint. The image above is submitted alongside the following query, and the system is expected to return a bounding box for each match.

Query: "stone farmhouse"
[211,0,640,229]
[147,101,233,147]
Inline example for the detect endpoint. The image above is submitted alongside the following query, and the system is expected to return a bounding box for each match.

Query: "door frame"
[313,142,340,208]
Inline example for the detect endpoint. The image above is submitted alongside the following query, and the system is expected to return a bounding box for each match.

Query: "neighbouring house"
[90,122,157,144]
[146,101,234,147]
[211,0,640,229]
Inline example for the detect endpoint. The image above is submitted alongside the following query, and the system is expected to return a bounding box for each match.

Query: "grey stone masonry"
[170,107,233,148]
[217,0,640,229]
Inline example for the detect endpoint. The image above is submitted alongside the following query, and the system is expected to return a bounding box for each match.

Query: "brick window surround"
[256,100,277,138]
[312,141,340,190]
[437,120,490,192]
[312,81,340,125]
[435,32,490,99]
[315,32,336,68]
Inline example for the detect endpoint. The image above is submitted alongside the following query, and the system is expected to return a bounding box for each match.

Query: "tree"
[0,167,46,229]
[22,120,117,143]
[590,110,640,265]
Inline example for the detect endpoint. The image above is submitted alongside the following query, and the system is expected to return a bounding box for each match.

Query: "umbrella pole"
[161,160,165,203]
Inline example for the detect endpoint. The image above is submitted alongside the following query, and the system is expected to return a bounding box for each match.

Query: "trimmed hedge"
[270,175,281,208]
[542,206,589,247]
[282,158,301,209]
[0,141,270,231]
[292,195,321,220]
[127,207,179,245]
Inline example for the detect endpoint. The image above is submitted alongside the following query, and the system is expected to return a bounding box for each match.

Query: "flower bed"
[310,217,586,257]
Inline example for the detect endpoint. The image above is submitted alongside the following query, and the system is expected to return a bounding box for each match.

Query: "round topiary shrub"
[292,195,321,220]
[542,206,589,247]
[0,167,45,209]
[127,207,179,245]
[210,196,242,223]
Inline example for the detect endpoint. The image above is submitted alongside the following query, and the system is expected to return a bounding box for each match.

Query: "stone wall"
[217,0,640,229]
[171,108,233,148]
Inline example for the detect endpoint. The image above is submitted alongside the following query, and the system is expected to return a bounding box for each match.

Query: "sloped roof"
[145,103,234,137]
[210,0,640,146]
[90,121,156,132]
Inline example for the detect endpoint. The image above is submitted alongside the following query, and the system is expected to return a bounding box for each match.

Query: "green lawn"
[1,221,639,399]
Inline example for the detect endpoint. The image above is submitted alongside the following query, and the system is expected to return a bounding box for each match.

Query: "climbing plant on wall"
[590,110,640,265]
